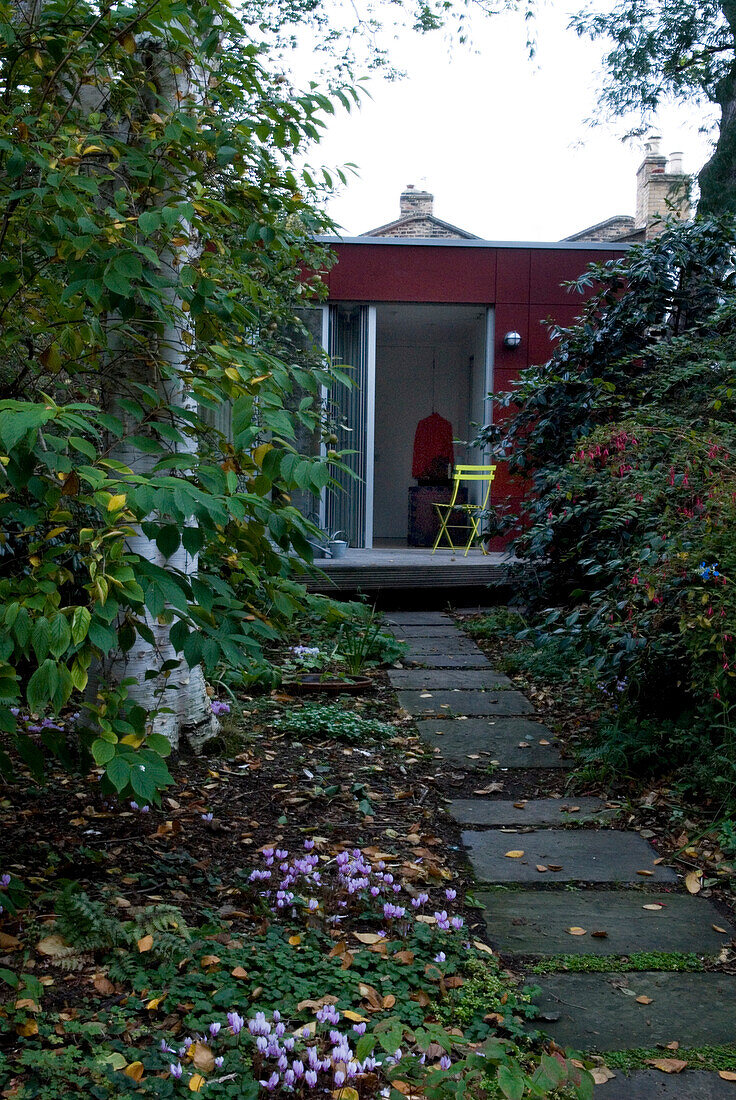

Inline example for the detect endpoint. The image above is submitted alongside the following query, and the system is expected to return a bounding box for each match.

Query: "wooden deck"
[303,548,515,592]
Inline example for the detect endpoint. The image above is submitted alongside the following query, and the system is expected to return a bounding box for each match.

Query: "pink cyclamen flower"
[170,1063,183,1079]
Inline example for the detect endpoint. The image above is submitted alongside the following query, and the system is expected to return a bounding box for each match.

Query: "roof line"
[361,213,479,240]
[316,235,631,252]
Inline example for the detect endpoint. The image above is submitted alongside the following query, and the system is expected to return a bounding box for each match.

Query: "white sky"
[300,4,718,241]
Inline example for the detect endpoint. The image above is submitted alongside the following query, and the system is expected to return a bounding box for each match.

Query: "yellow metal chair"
[431,464,497,556]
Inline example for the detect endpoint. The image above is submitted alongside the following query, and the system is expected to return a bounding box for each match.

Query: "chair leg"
[432,506,452,553]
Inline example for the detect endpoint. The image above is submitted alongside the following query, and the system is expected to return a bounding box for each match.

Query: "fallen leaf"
[137,934,154,953]
[16,1019,38,1037]
[642,903,665,911]
[713,924,729,934]
[288,935,302,946]
[394,949,415,964]
[547,864,563,872]
[231,966,249,979]
[685,871,702,894]
[718,1071,736,1081]
[513,801,527,809]
[199,954,220,969]
[332,1088,360,1100]
[14,998,40,1012]
[636,995,653,1005]
[0,932,21,950]
[189,1074,206,1092]
[591,1067,616,1084]
[645,1058,688,1074]
[590,930,609,939]
[536,864,548,873]
[352,932,383,945]
[382,994,396,1009]
[146,995,165,1010]
[342,1010,369,1023]
[538,739,551,746]
[124,1061,145,1082]
[192,1042,215,1073]
[505,850,525,859]
[566,927,587,936]
[636,870,654,877]
[37,934,70,957]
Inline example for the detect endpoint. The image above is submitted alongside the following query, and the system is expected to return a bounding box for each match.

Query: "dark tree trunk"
[699,2,736,215]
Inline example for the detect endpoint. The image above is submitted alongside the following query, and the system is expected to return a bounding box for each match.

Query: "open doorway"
[372,303,491,546]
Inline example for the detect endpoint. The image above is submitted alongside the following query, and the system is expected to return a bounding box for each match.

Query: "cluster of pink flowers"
[246,841,463,937]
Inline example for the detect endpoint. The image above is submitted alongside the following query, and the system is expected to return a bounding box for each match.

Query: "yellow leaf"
[342,1010,369,1023]
[249,373,271,385]
[16,1018,39,1037]
[566,927,587,936]
[82,145,105,155]
[137,934,154,953]
[288,935,301,946]
[107,494,126,512]
[189,1073,206,1092]
[224,367,240,381]
[146,996,166,1010]
[645,1058,688,1074]
[121,32,137,54]
[120,733,145,748]
[685,870,702,894]
[253,443,273,468]
[504,850,524,859]
[718,1071,736,1081]
[124,1061,145,1082]
[332,1089,359,1100]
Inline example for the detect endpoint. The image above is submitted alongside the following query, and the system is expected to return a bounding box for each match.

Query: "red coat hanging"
[412,412,454,480]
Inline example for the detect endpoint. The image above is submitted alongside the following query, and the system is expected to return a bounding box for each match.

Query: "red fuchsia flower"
[669,467,676,486]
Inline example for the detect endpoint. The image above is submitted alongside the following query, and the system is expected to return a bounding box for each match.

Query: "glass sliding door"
[325,303,376,548]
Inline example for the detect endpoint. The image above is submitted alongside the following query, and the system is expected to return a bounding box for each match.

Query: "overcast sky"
[300,4,717,242]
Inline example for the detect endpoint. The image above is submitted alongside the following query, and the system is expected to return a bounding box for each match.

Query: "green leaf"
[138,210,161,236]
[106,755,132,793]
[49,614,71,659]
[26,659,58,711]
[92,738,116,765]
[155,524,181,559]
[32,617,51,662]
[146,732,172,757]
[497,1064,525,1100]
[71,606,91,646]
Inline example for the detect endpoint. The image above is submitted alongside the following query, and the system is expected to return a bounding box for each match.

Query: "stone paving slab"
[463,829,677,883]
[417,717,569,769]
[404,653,491,669]
[451,797,610,826]
[475,888,733,956]
[594,1071,736,1098]
[399,639,482,655]
[388,669,512,690]
[386,613,454,626]
[387,625,466,638]
[534,972,736,1050]
[398,689,534,716]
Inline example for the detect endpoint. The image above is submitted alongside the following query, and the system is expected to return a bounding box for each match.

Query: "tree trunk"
[698,2,736,216]
[96,38,216,752]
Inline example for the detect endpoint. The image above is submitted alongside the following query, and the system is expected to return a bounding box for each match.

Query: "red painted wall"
[324,240,625,543]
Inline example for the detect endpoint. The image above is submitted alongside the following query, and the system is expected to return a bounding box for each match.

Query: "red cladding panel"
[326,244,496,303]
[494,305,529,374]
[530,248,624,305]
[496,249,531,303]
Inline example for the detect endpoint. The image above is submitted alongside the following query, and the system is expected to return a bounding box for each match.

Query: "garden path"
[386,611,736,1097]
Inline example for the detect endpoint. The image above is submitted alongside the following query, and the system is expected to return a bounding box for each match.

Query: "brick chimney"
[635,137,691,238]
[400,184,434,218]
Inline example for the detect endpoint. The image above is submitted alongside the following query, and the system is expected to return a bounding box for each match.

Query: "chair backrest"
[449,464,496,508]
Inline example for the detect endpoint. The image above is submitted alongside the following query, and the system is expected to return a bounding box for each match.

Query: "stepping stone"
[388,669,512,690]
[417,717,569,769]
[398,689,534,716]
[405,653,491,669]
[463,829,676,883]
[451,797,610,826]
[386,613,453,625]
[475,888,734,956]
[594,1071,736,1098]
[534,971,736,1050]
[399,639,481,655]
[388,625,466,638]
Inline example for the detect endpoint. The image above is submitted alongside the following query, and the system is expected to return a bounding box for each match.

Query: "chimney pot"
[668,151,684,174]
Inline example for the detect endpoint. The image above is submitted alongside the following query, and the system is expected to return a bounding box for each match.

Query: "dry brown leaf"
[199,954,220,969]
[590,930,609,939]
[472,940,494,955]
[37,934,70,957]
[536,864,548,873]
[636,995,653,1005]
[505,850,525,859]
[685,871,702,894]
[566,927,587,936]
[513,801,527,809]
[591,1067,616,1084]
[14,998,40,1012]
[192,1042,215,1073]
[231,966,249,979]
[713,924,729,934]
[636,869,654,877]
[718,1071,736,1081]
[382,994,396,1009]
[394,949,415,964]
[94,976,115,996]
[352,932,383,945]
[0,932,21,950]
[645,1058,688,1074]
[538,739,551,746]
[16,1019,38,1037]
[547,864,563,872]
[137,934,154,953]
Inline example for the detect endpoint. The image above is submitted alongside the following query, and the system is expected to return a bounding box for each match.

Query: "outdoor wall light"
[503,331,522,349]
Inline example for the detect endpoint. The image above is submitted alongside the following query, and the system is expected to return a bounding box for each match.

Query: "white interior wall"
[373,305,487,542]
